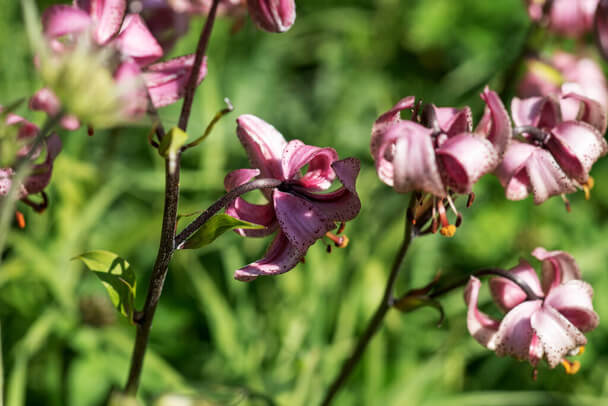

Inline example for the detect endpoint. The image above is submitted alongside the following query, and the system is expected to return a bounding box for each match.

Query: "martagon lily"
[495,93,607,205]
[465,248,599,374]
[370,87,511,236]
[224,114,361,281]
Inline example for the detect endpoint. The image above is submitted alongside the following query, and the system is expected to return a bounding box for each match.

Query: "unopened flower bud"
[247,0,295,33]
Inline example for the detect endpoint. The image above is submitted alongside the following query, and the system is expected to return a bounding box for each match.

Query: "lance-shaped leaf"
[182,213,264,249]
[73,250,136,321]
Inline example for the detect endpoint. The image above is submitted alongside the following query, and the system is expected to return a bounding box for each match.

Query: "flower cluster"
[465,248,599,373]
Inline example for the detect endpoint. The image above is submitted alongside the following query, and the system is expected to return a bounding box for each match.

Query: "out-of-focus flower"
[465,248,599,373]
[224,114,361,281]
[34,0,208,128]
[0,113,62,199]
[526,0,599,37]
[519,53,608,114]
[495,95,607,204]
[369,87,510,236]
[169,0,295,33]
[131,0,190,53]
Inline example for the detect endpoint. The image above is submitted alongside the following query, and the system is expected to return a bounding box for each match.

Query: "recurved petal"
[143,54,208,108]
[546,120,607,183]
[532,247,582,294]
[524,148,577,204]
[560,91,607,134]
[596,0,608,60]
[464,277,500,350]
[493,300,542,361]
[82,0,127,44]
[545,280,599,332]
[22,133,62,196]
[42,5,92,39]
[235,114,287,180]
[531,304,587,368]
[225,197,278,237]
[493,141,536,200]
[435,133,498,194]
[233,232,304,281]
[116,14,164,67]
[489,259,543,313]
[390,122,445,196]
[432,105,473,135]
[295,158,361,222]
[511,96,561,129]
[476,87,512,155]
[273,190,334,250]
[281,140,338,189]
[224,168,261,191]
[370,96,416,158]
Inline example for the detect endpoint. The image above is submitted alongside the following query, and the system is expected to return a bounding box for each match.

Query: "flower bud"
[247,0,295,33]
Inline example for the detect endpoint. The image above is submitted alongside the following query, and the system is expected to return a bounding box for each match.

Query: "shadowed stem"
[1,320,3,406]
[320,194,417,406]
[178,0,221,132]
[124,0,221,395]
[429,268,543,301]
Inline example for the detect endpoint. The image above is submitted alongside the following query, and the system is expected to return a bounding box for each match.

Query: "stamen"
[467,192,475,208]
[561,194,571,213]
[325,231,349,248]
[560,359,581,375]
[446,194,459,216]
[437,200,456,237]
[440,224,456,237]
[582,176,595,200]
[87,125,95,137]
[337,222,346,235]
[15,211,25,229]
[568,345,585,356]
[326,244,332,254]
[455,213,463,228]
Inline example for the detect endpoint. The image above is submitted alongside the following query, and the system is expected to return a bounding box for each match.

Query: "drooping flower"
[526,0,599,37]
[465,248,599,373]
[224,114,361,281]
[495,94,607,204]
[370,87,511,235]
[33,0,208,128]
[0,113,62,200]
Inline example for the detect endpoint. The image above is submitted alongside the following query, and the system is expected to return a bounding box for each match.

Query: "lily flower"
[0,113,62,200]
[465,247,599,373]
[134,0,190,54]
[495,94,607,204]
[32,0,208,128]
[224,114,361,281]
[370,87,511,236]
[526,0,598,37]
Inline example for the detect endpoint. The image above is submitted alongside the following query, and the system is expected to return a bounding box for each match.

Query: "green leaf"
[182,214,264,250]
[158,127,188,158]
[73,251,136,321]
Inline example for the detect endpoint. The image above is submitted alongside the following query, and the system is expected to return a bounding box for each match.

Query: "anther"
[437,200,456,237]
[87,125,95,136]
[326,244,332,254]
[467,193,475,208]
[337,222,346,235]
[325,231,349,248]
[561,194,571,212]
[440,224,456,237]
[560,359,581,375]
[582,176,595,200]
[455,213,463,228]
[15,211,25,229]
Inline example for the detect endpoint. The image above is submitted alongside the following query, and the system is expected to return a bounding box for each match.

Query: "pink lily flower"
[465,247,599,372]
[168,0,247,16]
[495,94,607,204]
[0,113,62,200]
[526,0,599,37]
[224,114,361,281]
[33,0,208,127]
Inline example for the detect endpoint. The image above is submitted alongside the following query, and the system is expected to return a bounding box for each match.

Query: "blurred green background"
[2,0,608,405]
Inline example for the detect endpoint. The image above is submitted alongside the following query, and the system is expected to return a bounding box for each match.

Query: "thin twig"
[320,194,417,406]
[175,178,282,248]
[177,0,221,132]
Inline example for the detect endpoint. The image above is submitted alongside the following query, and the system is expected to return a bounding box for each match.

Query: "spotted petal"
[476,87,512,155]
[143,54,208,108]
[532,247,582,294]
[76,0,127,44]
[545,280,599,332]
[370,96,416,159]
[511,96,561,130]
[280,140,338,190]
[464,277,500,350]
[560,91,607,134]
[493,300,542,361]
[233,232,304,281]
[489,259,543,313]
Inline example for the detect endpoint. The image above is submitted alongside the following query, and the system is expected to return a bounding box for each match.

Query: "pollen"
[560,359,581,375]
[583,176,595,200]
[15,211,26,229]
[440,224,456,237]
[326,231,349,248]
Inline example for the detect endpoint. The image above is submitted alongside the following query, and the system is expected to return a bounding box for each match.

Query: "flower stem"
[429,268,542,301]
[174,178,282,248]
[320,194,417,406]
[177,0,221,132]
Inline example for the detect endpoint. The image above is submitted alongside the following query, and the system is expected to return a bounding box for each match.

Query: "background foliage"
[2,0,608,405]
